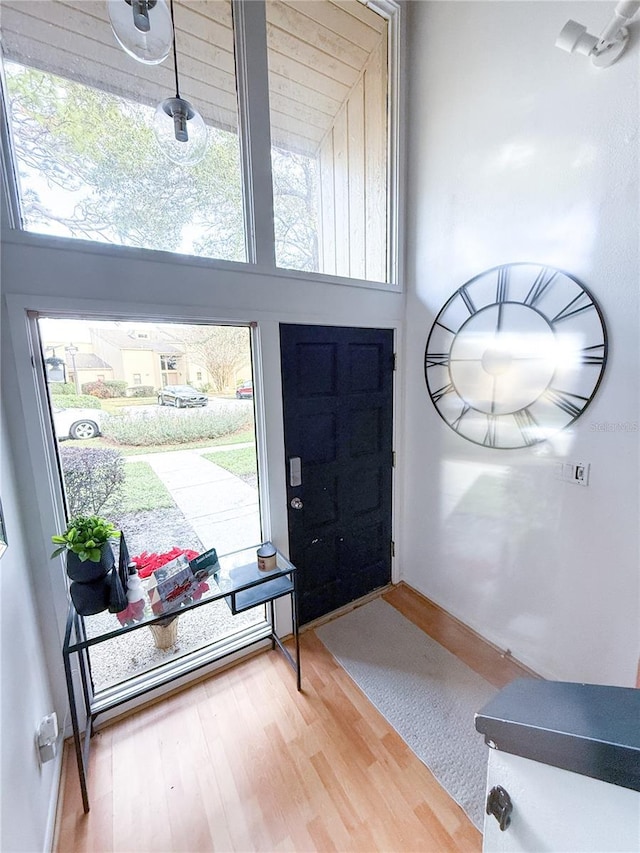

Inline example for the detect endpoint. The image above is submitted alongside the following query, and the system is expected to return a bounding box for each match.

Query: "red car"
[235,381,253,399]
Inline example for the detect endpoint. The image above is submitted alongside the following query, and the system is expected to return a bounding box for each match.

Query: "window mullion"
[0,63,22,230]
[232,0,276,269]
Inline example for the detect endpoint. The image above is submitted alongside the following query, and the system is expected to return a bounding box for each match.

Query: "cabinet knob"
[486,785,513,831]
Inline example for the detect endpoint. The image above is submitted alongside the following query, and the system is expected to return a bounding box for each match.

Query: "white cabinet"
[476,679,640,853]
[483,748,640,852]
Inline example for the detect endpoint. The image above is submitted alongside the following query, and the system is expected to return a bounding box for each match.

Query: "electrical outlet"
[37,713,58,764]
[39,713,58,742]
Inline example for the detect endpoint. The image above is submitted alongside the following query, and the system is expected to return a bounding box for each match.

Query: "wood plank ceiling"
[0,0,386,154]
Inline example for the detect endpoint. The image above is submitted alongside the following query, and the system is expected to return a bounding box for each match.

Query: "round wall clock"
[424,263,607,449]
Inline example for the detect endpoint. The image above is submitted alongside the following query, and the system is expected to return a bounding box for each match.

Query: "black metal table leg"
[63,610,90,813]
[292,569,301,691]
[269,598,276,649]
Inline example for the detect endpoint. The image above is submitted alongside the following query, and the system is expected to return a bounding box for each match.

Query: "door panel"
[280,324,394,625]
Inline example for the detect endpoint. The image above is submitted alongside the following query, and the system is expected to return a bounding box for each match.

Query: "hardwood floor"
[56,585,535,852]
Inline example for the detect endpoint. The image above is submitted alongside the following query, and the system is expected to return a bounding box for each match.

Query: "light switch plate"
[555,462,590,486]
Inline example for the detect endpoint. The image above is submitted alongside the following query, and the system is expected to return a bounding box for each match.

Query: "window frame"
[0,0,403,290]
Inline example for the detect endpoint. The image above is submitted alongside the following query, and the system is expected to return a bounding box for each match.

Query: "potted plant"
[51,515,119,582]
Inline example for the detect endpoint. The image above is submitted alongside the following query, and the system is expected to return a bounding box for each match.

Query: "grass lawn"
[69,428,255,456]
[203,446,257,479]
[107,461,175,513]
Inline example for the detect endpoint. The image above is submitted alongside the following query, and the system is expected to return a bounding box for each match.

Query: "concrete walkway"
[128,446,261,555]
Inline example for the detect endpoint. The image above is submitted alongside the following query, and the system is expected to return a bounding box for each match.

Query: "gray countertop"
[475,678,640,792]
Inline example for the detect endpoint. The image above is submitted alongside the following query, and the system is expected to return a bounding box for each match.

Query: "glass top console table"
[62,544,301,813]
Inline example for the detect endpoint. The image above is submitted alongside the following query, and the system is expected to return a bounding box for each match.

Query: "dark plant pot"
[66,544,114,583]
[69,577,110,616]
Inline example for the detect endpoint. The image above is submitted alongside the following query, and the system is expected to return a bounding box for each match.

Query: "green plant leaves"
[50,514,119,561]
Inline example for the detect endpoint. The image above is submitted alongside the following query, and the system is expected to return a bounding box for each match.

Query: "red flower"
[131,547,199,579]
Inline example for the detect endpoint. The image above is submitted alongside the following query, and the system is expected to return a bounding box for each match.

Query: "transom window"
[1,0,399,285]
[1,0,246,262]
[266,0,390,282]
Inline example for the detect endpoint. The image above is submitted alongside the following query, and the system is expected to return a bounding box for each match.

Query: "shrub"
[82,380,109,398]
[102,407,251,447]
[50,383,77,396]
[127,385,155,398]
[105,380,128,397]
[82,379,128,398]
[57,395,102,409]
[60,447,125,516]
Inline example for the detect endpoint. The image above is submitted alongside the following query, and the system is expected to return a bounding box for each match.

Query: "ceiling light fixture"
[107,0,173,65]
[152,0,208,166]
[555,0,640,68]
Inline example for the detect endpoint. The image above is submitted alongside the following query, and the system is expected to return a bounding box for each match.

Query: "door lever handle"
[289,457,302,487]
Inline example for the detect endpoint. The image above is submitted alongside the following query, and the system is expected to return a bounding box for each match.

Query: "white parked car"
[52,406,105,440]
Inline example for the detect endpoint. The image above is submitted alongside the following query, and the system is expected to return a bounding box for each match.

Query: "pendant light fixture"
[152,0,208,166]
[107,0,173,65]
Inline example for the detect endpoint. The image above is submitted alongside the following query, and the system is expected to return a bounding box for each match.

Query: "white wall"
[0,231,405,848]
[402,1,639,685]
[0,400,62,852]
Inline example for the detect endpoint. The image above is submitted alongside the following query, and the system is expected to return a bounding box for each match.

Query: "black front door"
[280,324,394,625]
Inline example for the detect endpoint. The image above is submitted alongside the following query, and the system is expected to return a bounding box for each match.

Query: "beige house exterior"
[46,325,250,396]
[90,328,188,391]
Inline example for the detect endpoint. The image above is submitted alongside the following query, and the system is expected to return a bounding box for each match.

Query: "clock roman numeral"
[544,389,589,419]
[496,267,509,303]
[551,292,595,324]
[432,382,455,403]
[451,404,471,432]
[425,352,450,368]
[580,344,606,365]
[513,408,539,446]
[524,267,558,307]
[435,319,457,335]
[459,286,477,315]
[483,415,498,447]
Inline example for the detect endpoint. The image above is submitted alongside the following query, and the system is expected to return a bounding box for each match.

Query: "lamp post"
[65,344,80,394]
[44,347,67,383]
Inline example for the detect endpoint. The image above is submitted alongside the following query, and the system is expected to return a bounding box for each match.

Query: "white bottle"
[126,563,145,604]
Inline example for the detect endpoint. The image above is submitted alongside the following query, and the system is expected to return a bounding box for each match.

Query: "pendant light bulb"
[107,0,173,65]
[132,0,151,31]
[153,97,208,166]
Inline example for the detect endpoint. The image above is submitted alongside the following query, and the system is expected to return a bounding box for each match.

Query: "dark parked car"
[235,381,253,399]
[157,385,208,408]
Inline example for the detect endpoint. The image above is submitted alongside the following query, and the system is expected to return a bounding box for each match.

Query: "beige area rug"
[316,597,496,830]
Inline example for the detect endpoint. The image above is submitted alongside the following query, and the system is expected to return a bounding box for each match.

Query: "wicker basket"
[149,617,179,650]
